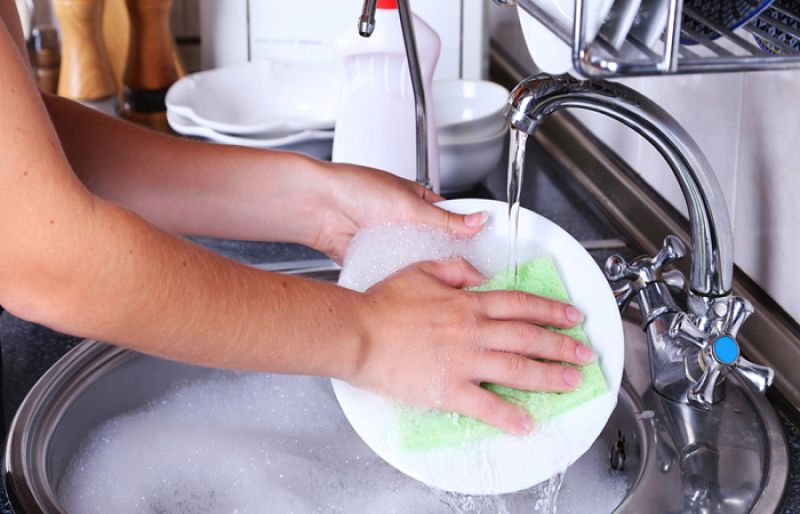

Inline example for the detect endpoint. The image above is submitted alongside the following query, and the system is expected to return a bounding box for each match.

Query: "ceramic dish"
[630,0,671,48]
[602,0,644,49]
[165,60,339,137]
[439,125,508,194]
[749,0,800,54]
[517,0,616,75]
[433,80,510,141]
[681,0,775,44]
[166,110,335,160]
[332,198,624,495]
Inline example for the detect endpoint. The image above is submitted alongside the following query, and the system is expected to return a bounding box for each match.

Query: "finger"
[477,289,583,328]
[480,321,595,364]
[413,182,445,204]
[450,384,533,435]
[410,189,488,237]
[476,352,583,393]
[416,257,486,289]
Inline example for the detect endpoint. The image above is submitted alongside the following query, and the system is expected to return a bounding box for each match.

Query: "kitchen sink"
[2,267,790,513]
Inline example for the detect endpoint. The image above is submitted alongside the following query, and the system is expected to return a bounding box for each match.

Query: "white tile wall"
[633,73,744,224]
[590,70,800,323]
[489,9,800,322]
[735,70,800,321]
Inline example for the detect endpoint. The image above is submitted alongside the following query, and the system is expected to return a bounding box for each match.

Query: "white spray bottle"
[332,0,441,193]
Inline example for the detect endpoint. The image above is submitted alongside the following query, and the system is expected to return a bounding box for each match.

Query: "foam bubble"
[338,222,541,293]
[59,373,628,513]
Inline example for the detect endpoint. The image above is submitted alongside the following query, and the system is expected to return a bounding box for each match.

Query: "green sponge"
[394,256,608,451]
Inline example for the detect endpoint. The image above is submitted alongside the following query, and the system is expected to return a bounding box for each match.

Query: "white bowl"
[165,60,339,137]
[438,125,508,194]
[333,198,624,495]
[433,80,510,141]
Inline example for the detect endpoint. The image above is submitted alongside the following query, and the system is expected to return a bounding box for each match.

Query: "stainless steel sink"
[2,269,790,513]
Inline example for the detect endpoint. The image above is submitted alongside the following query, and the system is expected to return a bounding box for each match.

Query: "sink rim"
[2,319,790,514]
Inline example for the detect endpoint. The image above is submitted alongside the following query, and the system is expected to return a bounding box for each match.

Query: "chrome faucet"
[504,74,774,408]
[357,0,432,190]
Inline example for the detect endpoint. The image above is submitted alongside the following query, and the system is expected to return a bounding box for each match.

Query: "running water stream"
[504,129,566,513]
[506,129,529,287]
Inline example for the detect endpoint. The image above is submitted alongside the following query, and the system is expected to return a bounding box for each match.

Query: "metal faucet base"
[617,319,789,513]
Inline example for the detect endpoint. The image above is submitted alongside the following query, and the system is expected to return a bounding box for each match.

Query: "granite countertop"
[2,140,798,512]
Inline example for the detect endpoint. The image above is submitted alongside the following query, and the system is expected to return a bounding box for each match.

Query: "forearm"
[0,25,363,377]
[43,93,330,245]
[6,193,365,377]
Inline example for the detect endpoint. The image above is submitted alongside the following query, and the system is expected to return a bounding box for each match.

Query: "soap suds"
[59,373,629,513]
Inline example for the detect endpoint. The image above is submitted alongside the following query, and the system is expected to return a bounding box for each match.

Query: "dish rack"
[505,0,800,77]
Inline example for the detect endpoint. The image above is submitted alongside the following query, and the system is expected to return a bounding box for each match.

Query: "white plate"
[166,110,334,160]
[165,60,339,137]
[602,0,643,50]
[630,0,670,49]
[332,198,624,495]
[517,0,615,75]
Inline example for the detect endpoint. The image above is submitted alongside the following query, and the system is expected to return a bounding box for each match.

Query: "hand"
[351,258,594,435]
[310,162,488,262]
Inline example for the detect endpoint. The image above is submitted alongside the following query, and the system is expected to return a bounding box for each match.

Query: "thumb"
[417,257,486,289]
[412,183,489,237]
[414,204,489,237]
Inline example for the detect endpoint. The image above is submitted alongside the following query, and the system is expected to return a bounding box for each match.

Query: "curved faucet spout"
[505,74,733,297]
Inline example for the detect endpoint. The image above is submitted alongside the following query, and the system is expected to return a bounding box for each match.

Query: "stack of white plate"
[166,61,339,159]
[168,64,512,193]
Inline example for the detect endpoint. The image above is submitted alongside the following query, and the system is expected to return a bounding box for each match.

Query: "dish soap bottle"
[332,0,441,193]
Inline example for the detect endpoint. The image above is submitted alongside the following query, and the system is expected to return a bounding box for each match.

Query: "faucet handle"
[680,296,774,408]
[735,358,775,395]
[687,334,774,408]
[652,235,687,271]
[604,235,687,286]
[661,269,686,295]
[604,254,640,283]
[604,235,688,312]
[604,254,641,312]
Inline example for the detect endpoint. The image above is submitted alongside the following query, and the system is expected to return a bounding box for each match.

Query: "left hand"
[310,162,488,262]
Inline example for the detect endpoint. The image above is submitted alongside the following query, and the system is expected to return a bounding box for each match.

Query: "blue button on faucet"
[712,335,740,365]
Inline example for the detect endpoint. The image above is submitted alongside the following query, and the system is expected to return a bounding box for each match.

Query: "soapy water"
[338,222,533,294]
[59,373,630,514]
[60,224,629,512]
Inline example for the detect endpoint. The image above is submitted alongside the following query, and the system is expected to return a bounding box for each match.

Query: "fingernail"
[576,344,596,364]
[464,211,489,228]
[563,367,583,388]
[565,305,584,324]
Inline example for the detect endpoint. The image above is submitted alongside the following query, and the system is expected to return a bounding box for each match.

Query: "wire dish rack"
[505,0,800,77]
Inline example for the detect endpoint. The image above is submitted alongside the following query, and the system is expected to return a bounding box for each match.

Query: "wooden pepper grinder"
[53,0,116,102]
[120,0,183,132]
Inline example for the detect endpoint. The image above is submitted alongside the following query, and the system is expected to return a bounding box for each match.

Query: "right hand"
[351,258,595,435]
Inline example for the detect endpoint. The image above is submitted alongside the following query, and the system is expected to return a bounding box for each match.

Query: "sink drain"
[610,430,626,471]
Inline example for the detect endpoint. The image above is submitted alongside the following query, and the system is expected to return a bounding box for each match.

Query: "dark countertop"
[2,140,798,513]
